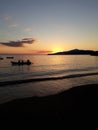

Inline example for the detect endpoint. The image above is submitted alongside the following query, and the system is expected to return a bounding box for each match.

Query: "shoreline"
[0,84,98,123]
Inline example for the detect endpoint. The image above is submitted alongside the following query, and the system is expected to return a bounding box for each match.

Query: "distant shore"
[0,83,98,128]
[48,49,98,56]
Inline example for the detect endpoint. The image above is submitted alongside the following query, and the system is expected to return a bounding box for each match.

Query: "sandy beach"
[0,84,98,128]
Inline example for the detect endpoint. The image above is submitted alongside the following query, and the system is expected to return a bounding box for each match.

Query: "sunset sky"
[0,0,98,54]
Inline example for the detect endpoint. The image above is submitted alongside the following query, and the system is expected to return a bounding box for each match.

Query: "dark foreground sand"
[0,84,98,128]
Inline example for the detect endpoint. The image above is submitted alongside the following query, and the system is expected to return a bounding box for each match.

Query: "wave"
[0,72,98,87]
[0,66,98,78]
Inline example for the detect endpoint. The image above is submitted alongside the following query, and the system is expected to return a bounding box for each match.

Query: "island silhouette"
[48,49,98,56]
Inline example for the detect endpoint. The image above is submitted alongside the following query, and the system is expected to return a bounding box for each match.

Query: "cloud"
[4,16,11,21]
[9,23,18,28]
[0,38,35,47]
[32,50,53,54]
[24,28,31,32]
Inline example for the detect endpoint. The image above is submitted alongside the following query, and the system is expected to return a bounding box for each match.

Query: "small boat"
[0,57,3,60]
[11,60,32,65]
[6,56,14,59]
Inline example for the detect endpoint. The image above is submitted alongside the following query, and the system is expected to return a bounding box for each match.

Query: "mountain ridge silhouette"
[48,49,98,56]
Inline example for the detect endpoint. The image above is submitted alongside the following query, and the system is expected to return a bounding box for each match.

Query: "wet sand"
[0,84,98,128]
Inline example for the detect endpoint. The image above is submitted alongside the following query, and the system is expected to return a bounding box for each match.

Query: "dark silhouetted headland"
[48,49,98,56]
[90,51,98,56]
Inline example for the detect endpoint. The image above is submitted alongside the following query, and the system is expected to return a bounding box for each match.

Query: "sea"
[0,54,98,104]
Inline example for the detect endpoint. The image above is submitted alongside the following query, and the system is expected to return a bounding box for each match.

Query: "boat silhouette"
[6,56,14,59]
[11,60,32,65]
[0,57,3,60]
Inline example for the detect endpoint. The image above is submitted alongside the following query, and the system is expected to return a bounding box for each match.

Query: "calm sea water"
[0,54,98,81]
[0,54,98,103]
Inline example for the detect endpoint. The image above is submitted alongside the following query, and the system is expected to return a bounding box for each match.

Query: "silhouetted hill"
[90,51,98,56]
[48,49,98,55]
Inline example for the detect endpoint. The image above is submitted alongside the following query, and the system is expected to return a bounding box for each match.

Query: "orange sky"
[0,0,98,54]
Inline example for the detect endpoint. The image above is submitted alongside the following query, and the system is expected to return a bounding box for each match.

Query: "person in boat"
[18,60,24,64]
[27,59,31,63]
[21,60,24,64]
[18,60,21,64]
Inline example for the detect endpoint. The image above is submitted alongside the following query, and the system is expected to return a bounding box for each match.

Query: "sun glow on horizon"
[52,47,64,53]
